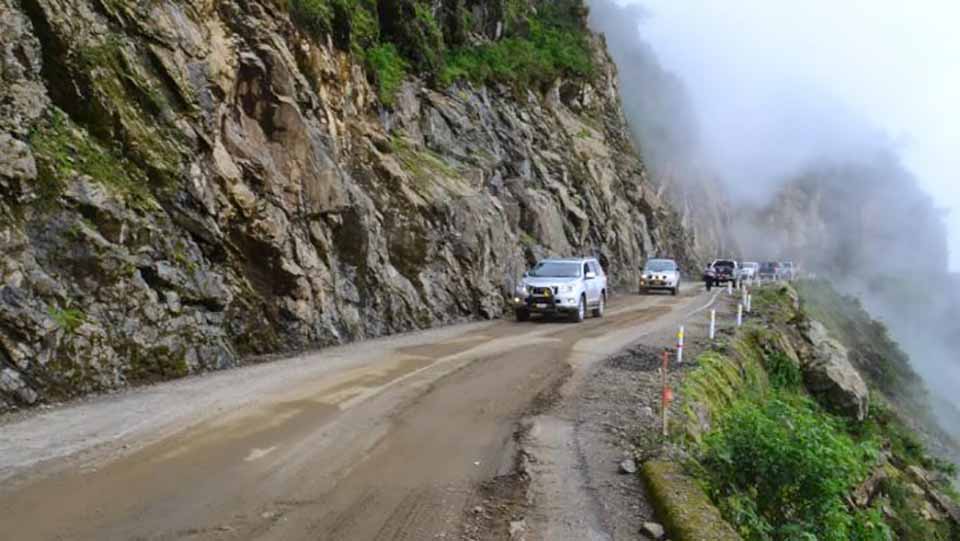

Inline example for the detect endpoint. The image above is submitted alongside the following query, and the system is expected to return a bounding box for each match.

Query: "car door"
[583,262,596,304]
[589,261,604,303]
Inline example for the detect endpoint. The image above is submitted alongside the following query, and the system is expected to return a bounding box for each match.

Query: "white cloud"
[615,0,960,268]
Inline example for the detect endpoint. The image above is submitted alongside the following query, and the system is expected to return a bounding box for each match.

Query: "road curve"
[0,286,715,540]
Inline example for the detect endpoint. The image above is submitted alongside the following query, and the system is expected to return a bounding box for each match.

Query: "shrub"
[288,0,334,40]
[764,350,803,390]
[365,43,408,106]
[48,306,85,333]
[285,0,595,104]
[348,3,379,54]
[698,394,881,540]
[440,15,593,89]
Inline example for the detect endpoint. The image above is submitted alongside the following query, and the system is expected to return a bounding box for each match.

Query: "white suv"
[513,258,607,323]
[640,258,681,296]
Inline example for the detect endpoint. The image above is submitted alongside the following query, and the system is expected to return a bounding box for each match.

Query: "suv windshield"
[644,260,677,272]
[714,261,735,270]
[529,261,581,278]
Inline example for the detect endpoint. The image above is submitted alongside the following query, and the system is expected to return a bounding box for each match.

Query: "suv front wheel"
[570,295,586,323]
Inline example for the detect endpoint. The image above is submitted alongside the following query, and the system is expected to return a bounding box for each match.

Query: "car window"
[644,260,677,272]
[583,263,591,276]
[530,262,581,278]
[589,261,601,275]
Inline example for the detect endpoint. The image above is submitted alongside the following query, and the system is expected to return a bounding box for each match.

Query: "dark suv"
[703,259,739,291]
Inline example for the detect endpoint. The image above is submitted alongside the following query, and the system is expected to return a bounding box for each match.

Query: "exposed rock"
[800,320,870,420]
[852,467,889,507]
[620,458,638,474]
[642,521,666,540]
[642,460,742,541]
[509,518,527,540]
[0,0,694,409]
[0,367,38,404]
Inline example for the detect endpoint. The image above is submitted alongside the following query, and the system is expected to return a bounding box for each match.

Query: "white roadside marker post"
[728,281,733,295]
[747,294,753,313]
[737,304,744,327]
[709,309,717,341]
[677,326,685,364]
[661,349,671,436]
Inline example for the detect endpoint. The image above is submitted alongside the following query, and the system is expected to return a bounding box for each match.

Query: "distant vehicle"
[640,258,681,296]
[704,259,739,291]
[513,258,607,323]
[781,261,796,280]
[758,261,782,280]
[740,262,760,281]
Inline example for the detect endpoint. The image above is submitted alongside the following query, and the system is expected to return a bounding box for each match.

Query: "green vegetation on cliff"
[282,0,594,104]
[678,284,959,541]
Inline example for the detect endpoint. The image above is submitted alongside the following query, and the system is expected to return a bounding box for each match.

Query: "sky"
[609,0,960,269]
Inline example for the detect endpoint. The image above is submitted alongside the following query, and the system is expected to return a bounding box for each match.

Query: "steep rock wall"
[0,0,692,410]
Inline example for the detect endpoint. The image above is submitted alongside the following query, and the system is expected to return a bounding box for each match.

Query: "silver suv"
[513,258,608,323]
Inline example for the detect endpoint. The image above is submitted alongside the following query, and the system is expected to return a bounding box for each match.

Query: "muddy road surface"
[0,287,716,540]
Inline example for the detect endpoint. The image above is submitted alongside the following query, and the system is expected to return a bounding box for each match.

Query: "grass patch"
[283,0,594,105]
[29,108,154,207]
[764,349,803,390]
[48,306,85,333]
[389,135,460,188]
[366,43,408,105]
[439,14,593,89]
[288,0,335,38]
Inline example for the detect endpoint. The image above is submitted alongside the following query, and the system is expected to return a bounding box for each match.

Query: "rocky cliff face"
[0,0,692,410]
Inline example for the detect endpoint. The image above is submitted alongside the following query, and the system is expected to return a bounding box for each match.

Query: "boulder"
[801,320,869,420]
[0,367,38,405]
[642,521,666,539]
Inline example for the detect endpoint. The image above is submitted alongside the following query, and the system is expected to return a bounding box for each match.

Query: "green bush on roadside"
[697,393,886,541]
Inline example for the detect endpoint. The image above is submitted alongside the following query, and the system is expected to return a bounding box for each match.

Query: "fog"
[587,0,960,440]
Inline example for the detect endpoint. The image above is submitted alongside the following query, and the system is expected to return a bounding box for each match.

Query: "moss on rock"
[642,460,743,541]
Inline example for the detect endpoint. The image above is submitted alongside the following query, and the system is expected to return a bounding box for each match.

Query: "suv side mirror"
[585,271,597,280]
[523,271,529,278]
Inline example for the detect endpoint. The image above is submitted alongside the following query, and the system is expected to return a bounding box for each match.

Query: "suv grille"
[531,287,557,296]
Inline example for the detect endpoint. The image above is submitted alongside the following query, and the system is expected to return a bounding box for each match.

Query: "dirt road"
[0,287,716,540]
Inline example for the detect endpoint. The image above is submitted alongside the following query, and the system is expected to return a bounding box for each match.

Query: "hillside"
[637,281,960,540]
[0,0,700,411]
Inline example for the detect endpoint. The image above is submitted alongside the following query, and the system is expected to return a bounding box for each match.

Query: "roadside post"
[677,326,685,364]
[661,349,673,437]
[727,281,733,295]
[737,303,744,327]
[709,309,716,341]
[747,294,753,313]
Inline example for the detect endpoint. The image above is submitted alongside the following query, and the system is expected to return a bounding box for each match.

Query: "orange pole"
[661,349,669,436]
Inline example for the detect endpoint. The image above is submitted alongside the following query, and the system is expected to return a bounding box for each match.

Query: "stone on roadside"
[801,320,869,420]
[509,518,526,539]
[642,521,665,539]
[619,458,638,474]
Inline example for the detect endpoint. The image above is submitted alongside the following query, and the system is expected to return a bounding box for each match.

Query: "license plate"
[535,303,548,309]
